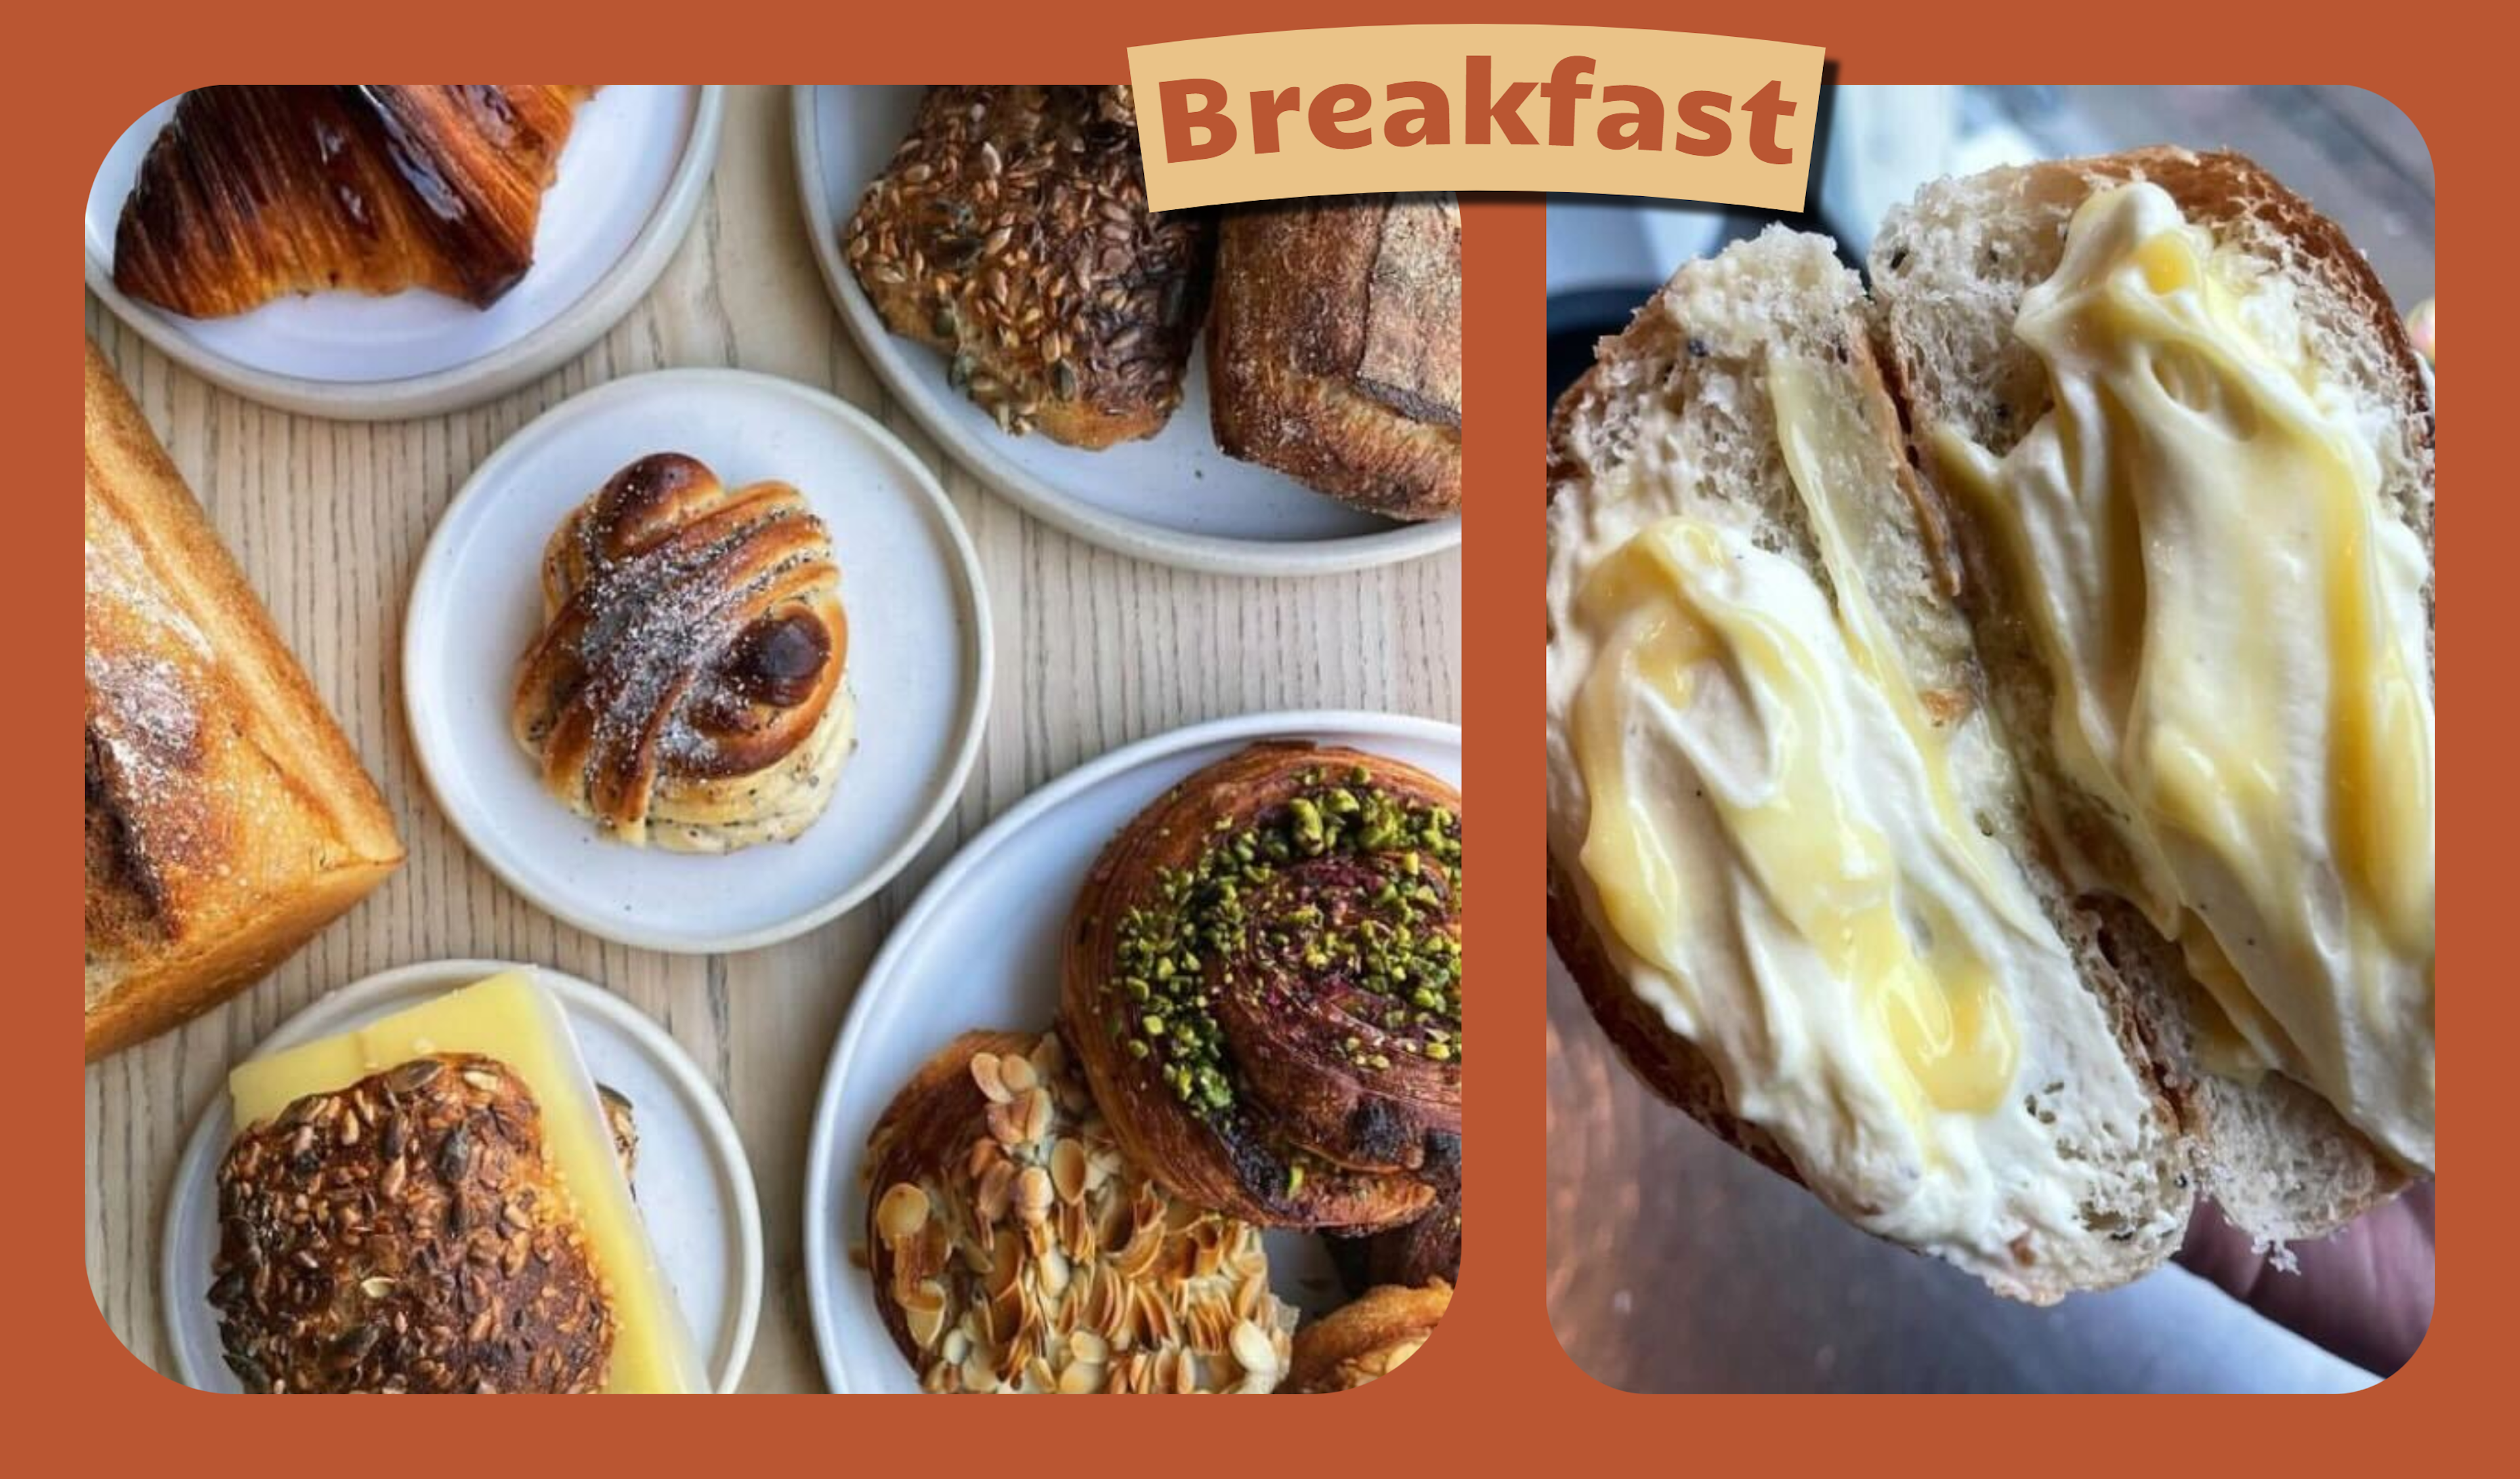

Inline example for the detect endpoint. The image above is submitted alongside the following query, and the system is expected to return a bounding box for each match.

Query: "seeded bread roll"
[211,1055,621,1394]
[845,85,1209,448]
[862,1030,1296,1394]
[1868,148,2432,1242]
[1286,1280,1450,1392]
[1061,742,1464,1232]
[1209,194,1463,520]
[85,341,404,1060]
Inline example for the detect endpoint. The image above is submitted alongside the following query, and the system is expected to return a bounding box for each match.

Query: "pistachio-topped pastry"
[1062,741,1465,1230]
[210,1054,620,1394]
[864,1030,1297,1394]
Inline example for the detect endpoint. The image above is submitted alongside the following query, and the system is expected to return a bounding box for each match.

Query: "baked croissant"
[212,1055,618,1394]
[863,1030,1298,1394]
[513,453,854,853]
[114,85,595,320]
[1062,742,1465,1231]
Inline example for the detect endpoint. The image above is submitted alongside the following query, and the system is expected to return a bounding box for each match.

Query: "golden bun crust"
[211,1054,613,1394]
[1061,741,1463,1231]
[1286,1280,1450,1392]
[1209,194,1462,520]
[513,452,852,853]
[862,1030,1295,1394]
[84,341,403,1060]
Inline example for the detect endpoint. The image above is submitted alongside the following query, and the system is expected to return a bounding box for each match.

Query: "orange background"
[37,0,2482,1445]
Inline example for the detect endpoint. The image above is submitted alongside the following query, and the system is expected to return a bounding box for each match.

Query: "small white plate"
[791,85,1463,577]
[160,959,763,1394]
[404,368,992,953]
[84,86,723,419]
[802,709,1462,1392]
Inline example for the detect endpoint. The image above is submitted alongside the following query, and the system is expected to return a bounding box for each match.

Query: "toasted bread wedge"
[1871,149,2433,1242]
[1545,230,2190,1300]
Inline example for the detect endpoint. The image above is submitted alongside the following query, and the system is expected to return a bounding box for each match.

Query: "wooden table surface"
[82,85,1463,1394]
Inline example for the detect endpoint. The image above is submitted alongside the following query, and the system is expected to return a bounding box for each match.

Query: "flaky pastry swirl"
[513,452,852,852]
[1062,742,1465,1231]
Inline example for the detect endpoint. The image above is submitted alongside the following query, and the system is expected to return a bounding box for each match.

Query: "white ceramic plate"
[791,85,1462,577]
[85,86,723,419]
[802,709,1462,1392]
[404,368,992,953]
[160,960,763,1394]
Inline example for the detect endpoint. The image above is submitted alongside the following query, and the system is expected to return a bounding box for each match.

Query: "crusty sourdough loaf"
[84,341,403,1059]
[1209,194,1462,521]
[1545,230,2193,1300]
[1869,148,2433,1243]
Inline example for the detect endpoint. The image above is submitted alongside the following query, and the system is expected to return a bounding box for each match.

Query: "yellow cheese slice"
[228,970,707,1394]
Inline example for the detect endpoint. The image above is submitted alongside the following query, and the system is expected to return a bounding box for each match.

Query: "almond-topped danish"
[863,1030,1297,1394]
[512,452,854,853]
[1062,743,1465,1232]
[114,86,597,319]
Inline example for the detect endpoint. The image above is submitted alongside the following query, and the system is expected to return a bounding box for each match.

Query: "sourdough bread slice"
[1870,149,2433,1243]
[1545,229,2192,1300]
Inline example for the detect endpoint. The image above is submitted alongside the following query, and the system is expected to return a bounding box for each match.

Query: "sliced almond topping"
[1050,1136,1089,1203]
[875,1182,931,1243]
[1230,1319,1277,1379]
[1017,1165,1054,1225]
[970,1052,1013,1105]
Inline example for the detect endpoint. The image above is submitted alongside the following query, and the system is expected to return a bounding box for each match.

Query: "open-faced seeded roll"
[863,1030,1297,1394]
[1286,1280,1451,1392]
[1062,742,1464,1231]
[211,1054,623,1394]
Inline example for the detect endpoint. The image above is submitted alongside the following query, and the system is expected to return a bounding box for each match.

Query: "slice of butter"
[228,971,707,1394]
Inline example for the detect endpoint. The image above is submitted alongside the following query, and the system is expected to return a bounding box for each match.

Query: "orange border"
[38,0,2483,1443]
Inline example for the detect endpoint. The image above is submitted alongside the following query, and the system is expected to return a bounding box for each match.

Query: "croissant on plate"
[512,452,854,853]
[1061,742,1464,1231]
[113,85,596,319]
